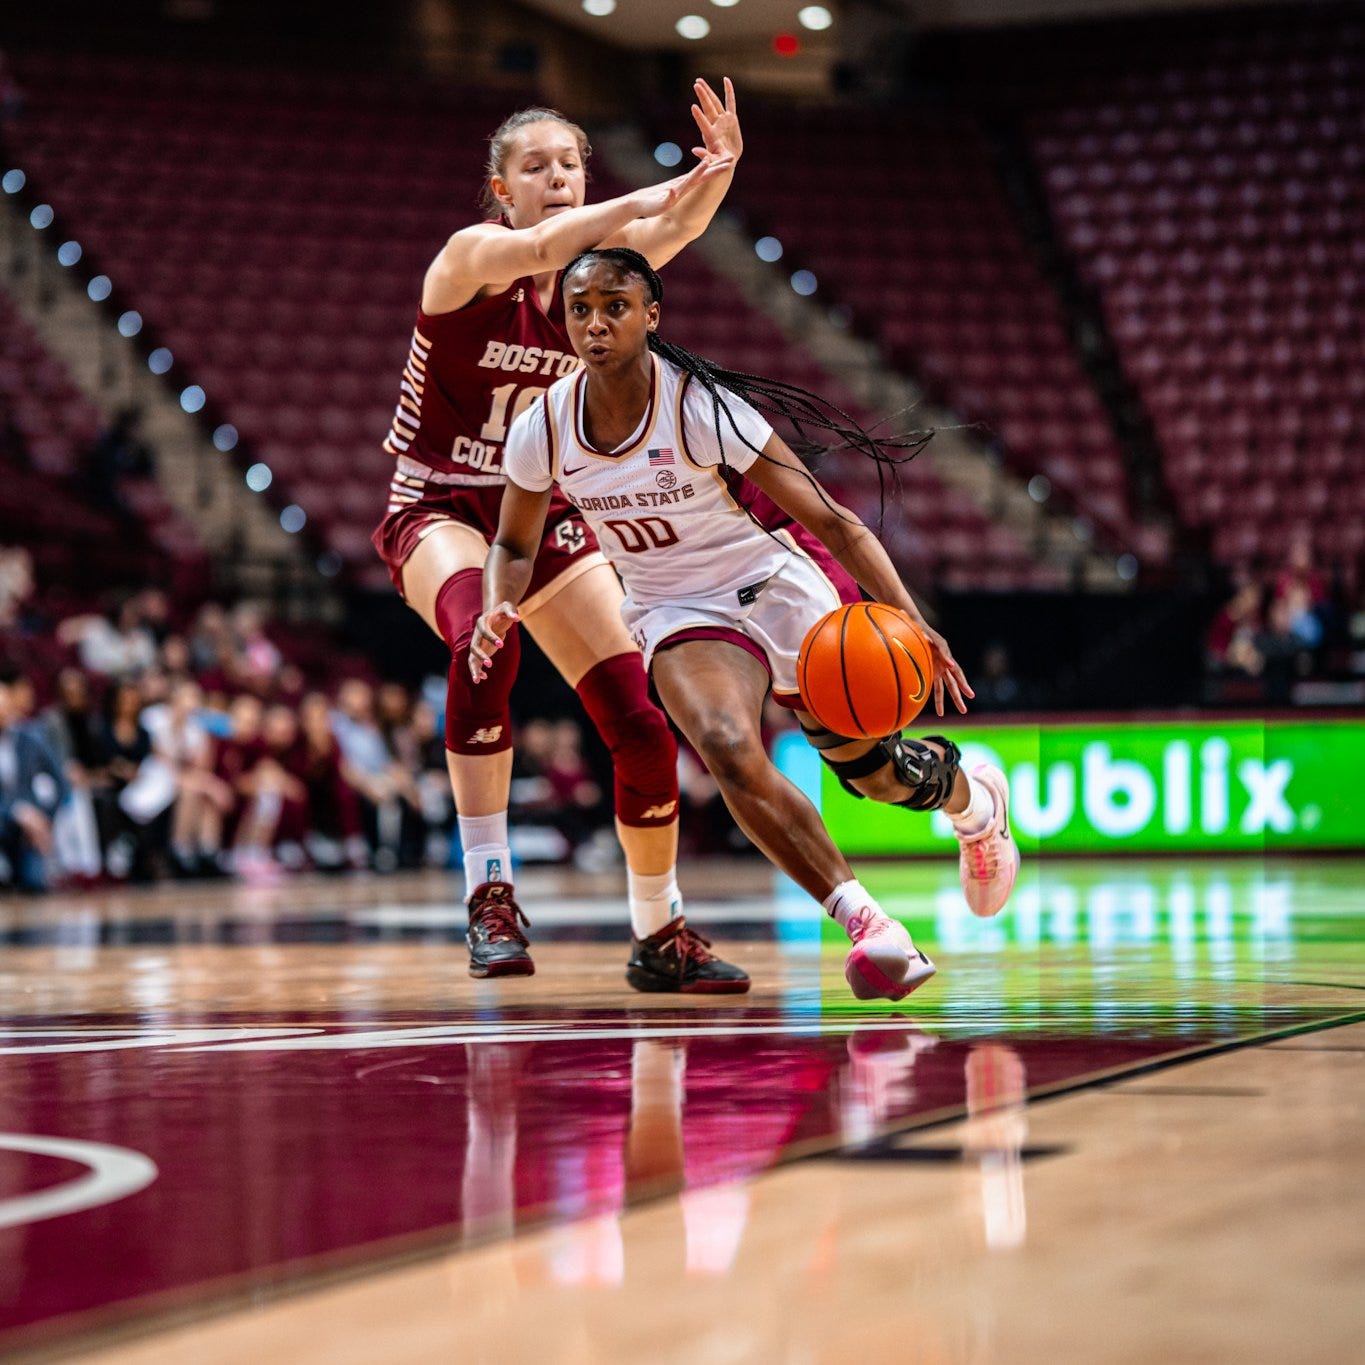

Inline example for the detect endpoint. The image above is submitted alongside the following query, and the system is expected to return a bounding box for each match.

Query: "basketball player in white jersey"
[471,249,1019,1001]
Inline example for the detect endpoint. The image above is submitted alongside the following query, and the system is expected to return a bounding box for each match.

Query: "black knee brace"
[801,724,961,812]
[891,736,962,811]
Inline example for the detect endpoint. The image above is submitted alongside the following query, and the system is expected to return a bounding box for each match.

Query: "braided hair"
[560,247,932,526]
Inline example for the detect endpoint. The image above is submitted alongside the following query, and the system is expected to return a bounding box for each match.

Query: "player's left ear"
[646,301,660,332]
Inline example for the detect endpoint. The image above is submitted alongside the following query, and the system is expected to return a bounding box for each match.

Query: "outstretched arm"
[744,434,974,716]
[424,152,734,313]
[469,480,552,681]
[607,78,743,269]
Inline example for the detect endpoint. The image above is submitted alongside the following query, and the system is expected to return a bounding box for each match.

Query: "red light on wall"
[773,33,800,57]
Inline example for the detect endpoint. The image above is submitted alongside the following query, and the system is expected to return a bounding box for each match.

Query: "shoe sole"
[845,946,937,1002]
[468,958,535,979]
[625,968,751,994]
[964,764,1021,919]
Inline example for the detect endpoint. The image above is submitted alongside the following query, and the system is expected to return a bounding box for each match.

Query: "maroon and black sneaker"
[626,917,750,994]
[466,882,534,978]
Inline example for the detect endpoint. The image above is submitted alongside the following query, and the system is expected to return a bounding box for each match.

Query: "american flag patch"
[648,447,675,466]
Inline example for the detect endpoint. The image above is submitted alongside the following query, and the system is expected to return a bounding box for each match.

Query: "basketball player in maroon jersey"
[372,82,748,990]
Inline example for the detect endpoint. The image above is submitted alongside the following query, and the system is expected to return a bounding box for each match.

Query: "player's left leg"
[521,563,746,991]
[797,719,1019,919]
[653,640,933,1001]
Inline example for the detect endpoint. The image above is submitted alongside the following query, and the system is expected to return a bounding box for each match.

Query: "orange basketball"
[796,603,934,739]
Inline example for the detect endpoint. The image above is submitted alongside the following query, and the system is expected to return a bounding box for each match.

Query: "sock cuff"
[822,878,864,917]
[458,812,510,849]
[627,868,679,902]
[948,773,995,836]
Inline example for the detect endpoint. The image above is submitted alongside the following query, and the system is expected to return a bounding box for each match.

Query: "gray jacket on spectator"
[0,721,69,831]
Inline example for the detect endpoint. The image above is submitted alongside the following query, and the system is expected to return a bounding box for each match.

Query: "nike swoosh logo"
[560,464,587,478]
[892,639,928,702]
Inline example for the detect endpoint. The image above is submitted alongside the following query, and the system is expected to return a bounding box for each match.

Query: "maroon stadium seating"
[4,51,1046,592]
[0,292,203,601]
[730,103,1145,557]
[1018,6,1364,582]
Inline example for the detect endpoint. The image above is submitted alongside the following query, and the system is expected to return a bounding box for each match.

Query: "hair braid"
[561,248,932,530]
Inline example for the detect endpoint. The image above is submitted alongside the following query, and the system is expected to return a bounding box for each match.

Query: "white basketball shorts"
[621,552,843,705]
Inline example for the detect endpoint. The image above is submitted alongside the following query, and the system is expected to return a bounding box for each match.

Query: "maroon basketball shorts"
[372,487,605,606]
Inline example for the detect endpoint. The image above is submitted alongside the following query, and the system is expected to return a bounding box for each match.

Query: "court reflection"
[963,1043,1028,1250]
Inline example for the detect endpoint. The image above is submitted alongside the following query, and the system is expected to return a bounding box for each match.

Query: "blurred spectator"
[142,677,223,877]
[85,404,154,517]
[375,681,427,868]
[0,548,35,630]
[1207,575,1265,678]
[974,643,1024,712]
[411,697,454,864]
[0,667,67,891]
[508,717,606,863]
[1272,531,1328,610]
[188,603,234,688]
[38,668,107,881]
[0,48,25,123]
[294,692,366,871]
[1253,595,1314,706]
[94,677,159,880]
[58,598,158,679]
[232,704,306,881]
[228,602,282,694]
[331,678,416,871]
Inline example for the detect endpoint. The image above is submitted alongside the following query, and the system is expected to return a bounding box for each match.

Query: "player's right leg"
[651,639,935,1001]
[402,521,532,978]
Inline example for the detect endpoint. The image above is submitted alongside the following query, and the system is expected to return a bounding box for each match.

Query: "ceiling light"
[798,5,833,30]
[676,15,711,39]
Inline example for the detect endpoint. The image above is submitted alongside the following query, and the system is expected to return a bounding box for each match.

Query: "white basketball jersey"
[504,354,801,610]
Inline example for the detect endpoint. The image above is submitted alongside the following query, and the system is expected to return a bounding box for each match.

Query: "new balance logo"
[466,726,504,744]
[641,801,677,820]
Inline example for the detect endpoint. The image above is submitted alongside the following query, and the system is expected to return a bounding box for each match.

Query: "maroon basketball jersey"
[382,274,583,491]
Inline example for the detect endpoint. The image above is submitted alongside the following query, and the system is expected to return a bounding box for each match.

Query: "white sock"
[947,773,995,837]
[460,811,512,898]
[822,878,880,931]
[628,867,682,939]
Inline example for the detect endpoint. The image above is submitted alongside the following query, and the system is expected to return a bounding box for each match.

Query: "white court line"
[0,1028,320,1055]
[0,1133,157,1229]
[357,899,779,927]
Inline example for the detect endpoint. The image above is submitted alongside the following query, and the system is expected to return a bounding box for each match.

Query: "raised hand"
[691,77,742,162]
[468,603,521,683]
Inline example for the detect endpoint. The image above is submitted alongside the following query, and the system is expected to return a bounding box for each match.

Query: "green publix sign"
[799,719,1365,854]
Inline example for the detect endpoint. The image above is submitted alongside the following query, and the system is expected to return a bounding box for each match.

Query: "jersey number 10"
[480,383,547,442]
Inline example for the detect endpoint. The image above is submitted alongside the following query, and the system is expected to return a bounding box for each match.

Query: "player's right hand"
[468,604,520,683]
[637,151,735,218]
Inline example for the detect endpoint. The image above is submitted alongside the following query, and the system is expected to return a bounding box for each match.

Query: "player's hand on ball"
[468,604,520,683]
[922,625,974,717]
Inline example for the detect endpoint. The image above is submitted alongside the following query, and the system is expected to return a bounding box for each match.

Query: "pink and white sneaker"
[956,764,1020,918]
[843,907,938,1001]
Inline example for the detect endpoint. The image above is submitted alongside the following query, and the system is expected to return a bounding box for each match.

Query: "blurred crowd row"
[1204,531,1359,705]
[0,582,672,893]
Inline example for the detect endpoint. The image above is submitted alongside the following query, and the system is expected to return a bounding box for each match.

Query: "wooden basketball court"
[2,856,1361,1362]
